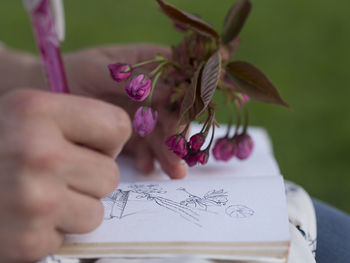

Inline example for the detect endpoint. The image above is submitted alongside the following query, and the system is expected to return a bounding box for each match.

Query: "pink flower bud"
[132,107,158,137]
[197,151,209,165]
[108,63,131,82]
[183,154,198,167]
[165,134,188,158]
[236,133,254,160]
[189,133,205,152]
[183,150,209,167]
[125,74,152,102]
[212,138,236,161]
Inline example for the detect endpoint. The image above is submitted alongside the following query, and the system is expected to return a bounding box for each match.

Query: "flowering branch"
[107,0,288,167]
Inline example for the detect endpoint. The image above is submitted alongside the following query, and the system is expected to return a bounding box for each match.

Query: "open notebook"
[56,126,290,262]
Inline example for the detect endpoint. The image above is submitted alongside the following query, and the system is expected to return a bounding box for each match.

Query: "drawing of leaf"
[154,196,200,223]
[156,0,219,39]
[204,189,228,205]
[136,194,147,199]
[196,200,209,210]
[204,189,226,198]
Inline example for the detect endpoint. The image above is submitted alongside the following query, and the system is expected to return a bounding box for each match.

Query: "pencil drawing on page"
[102,183,255,227]
[178,187,228,211]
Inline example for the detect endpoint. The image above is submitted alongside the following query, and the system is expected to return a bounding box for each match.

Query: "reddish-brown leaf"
[226,61,289,107]
[221,0,252,45]
[197,51,221,117]
[179,64,205,125]
[156,0,219,39]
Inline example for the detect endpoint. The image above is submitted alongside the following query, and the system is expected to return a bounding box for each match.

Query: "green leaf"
[179,64,205,125]
[221,0,252,45]
[156,0,219,39]
[198,51,221,116]
[226,61,289,107]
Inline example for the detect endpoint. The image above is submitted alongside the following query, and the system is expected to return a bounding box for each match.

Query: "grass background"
[1,0,349,213]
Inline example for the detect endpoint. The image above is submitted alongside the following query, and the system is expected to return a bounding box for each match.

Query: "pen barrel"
[30,0,69,93]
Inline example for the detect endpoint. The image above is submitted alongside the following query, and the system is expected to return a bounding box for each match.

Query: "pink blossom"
[125,74,152,102]
[165,134,188,158]
[132,107,158,137]
[212,138,236,161]
[236,133,254,160]
[108,63,131,82]
[197,151,209,165]
[188,133,205,152]
[183,154,198,167]
[183,150,209,167]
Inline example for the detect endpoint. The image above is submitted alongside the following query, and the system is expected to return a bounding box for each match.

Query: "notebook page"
[66,176,290,244]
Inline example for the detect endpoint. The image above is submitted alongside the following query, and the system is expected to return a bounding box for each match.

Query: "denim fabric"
[313,199,350,263]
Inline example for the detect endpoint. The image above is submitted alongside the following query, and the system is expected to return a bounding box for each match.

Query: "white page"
[118,125,281,183]
[66,176,290,244]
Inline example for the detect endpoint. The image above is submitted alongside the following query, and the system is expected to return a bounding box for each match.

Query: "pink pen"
[24,0,69,93]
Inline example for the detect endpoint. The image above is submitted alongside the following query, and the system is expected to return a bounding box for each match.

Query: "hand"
[0,89,131,262]
[62,44,187,179]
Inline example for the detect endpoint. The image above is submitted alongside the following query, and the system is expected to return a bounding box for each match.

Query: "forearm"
[0,47,45,95]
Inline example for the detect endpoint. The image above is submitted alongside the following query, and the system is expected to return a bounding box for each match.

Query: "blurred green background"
[1,0,349,213]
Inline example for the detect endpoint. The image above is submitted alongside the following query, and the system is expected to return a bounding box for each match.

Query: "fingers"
[149,122,187,179]
[3,89,132,158]
[52,93,132,158]
[155,112,187,179]
[135,143,155,174]
[60,142,119,198]
[153,143,187,179]
[14,226,64,262]
[57,189,104,234]
[0,187,64,262]
[0,222,64,262]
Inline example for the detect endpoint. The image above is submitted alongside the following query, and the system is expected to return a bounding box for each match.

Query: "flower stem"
[233,99,242,137]
[168,60,182,70]
[224,90,234,138]
[180,123,190,136]
[205,122,216,151]
[242,102,249,134]
[200,108,213,135]
[133,57,166,68]
[146,71,162,105]
[150,61,168,76]
[235,93,249,134]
